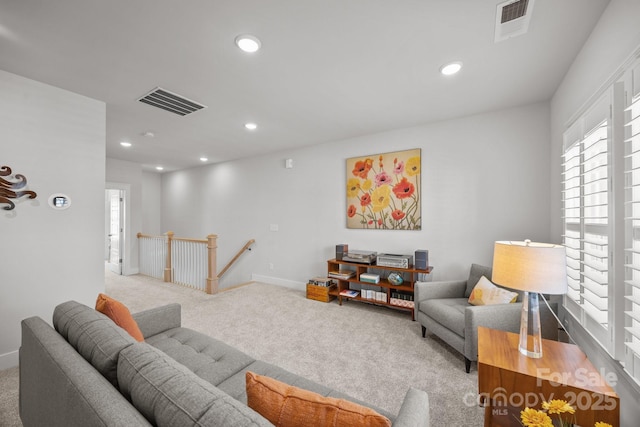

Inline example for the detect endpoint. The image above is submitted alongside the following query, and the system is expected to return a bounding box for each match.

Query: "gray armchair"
[414,264,558,373]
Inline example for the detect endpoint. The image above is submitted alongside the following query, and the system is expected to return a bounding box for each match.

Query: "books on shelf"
[340,289,359,298]
[390,291,414,308]
[359,273,380,284]
[328,270,355,280]
[359,289,386,301]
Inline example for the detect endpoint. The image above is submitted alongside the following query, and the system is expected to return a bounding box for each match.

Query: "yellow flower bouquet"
[519,400,613,427]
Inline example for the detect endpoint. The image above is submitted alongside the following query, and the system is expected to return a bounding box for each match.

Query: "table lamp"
[492,240,567,358]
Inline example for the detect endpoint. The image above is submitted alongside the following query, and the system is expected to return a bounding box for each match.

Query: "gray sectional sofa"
[19,300,430,427]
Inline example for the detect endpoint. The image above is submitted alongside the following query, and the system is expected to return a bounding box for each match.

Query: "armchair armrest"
[463,302,559,362]
[392,388,430,427]
[415,280,466,303]
[464,303,522,360]
[132,303,181,339]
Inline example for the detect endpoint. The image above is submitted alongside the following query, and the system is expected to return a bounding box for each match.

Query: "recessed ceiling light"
[244,122,257,131]
[155,166,164,171]
[200,157,208,162]
[440,62,463,76]
[120,141,132,147]
[235,35,261,53]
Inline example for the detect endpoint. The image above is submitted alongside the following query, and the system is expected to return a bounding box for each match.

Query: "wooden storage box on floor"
[306,283,336,302]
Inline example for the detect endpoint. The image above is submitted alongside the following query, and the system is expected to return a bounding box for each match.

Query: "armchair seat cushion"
[419,298,468,337]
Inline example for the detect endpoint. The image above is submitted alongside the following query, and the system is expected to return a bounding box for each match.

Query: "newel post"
[164,231,174,283]
[206,234,219,294]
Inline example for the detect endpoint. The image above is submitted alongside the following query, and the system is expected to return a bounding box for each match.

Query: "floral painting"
[346,148,421,230]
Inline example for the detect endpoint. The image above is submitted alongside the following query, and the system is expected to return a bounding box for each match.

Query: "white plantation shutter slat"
[624,88,640,381]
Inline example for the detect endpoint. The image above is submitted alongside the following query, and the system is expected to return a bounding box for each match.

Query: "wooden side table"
[477,327,619,427]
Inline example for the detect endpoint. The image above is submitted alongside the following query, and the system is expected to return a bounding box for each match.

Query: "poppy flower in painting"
[405,157,420,176]
[346,178,360,198]
[393,160,405,174]
[392,177,415,199]
[352,158,373,179]
[391,209,406,221]
[374,171,392,187]
[347,204,357,218]
[360,193,371,206]
[371,185,391,213]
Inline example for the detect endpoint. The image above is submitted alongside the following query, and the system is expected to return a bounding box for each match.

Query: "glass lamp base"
[519,291,543,358]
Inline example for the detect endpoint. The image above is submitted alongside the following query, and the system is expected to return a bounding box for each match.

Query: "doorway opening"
[105,188,124,275]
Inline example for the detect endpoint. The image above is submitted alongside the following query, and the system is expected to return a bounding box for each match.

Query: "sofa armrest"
[20,316,153,427]
[392,387,430,427]
[132,303,181,339]
[415,280,466,303]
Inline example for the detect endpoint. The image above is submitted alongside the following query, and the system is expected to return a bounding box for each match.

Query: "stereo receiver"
[376,253,413,269]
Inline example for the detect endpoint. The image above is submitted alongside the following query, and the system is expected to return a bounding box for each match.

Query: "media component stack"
[327,244,432,320]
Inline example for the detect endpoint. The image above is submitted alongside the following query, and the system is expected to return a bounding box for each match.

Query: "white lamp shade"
[492,240,568,295]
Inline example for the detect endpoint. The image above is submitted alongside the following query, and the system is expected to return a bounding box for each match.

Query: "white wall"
[162,102,551,289]
[0,70,105,369]
[141,171,162,236]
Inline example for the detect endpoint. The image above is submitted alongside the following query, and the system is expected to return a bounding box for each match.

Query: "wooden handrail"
[137,232,161,239]
[218,239,255,279]
[173,236,208,244]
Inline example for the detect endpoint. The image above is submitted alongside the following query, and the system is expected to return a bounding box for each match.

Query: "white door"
[107,189,124,275]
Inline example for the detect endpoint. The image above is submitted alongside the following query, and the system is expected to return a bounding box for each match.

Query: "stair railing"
[137,232,254,294]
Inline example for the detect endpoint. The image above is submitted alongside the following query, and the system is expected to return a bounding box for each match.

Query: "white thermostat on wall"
[48,193,71,210]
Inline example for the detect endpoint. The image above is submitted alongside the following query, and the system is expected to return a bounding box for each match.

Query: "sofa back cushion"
[465,264,493,298]
[118,343,272,427]
[53,300,136,387]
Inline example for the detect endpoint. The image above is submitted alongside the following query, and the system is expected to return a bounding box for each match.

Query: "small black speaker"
[336,244,348,261]
[415,249,429,270]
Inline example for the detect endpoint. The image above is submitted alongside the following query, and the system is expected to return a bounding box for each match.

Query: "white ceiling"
[0,0,610,172]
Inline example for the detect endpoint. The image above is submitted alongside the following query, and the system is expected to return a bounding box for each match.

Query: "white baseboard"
[0,350,18,370]
[251,274,305,291]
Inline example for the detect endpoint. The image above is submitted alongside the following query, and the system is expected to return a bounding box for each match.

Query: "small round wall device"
[48,193,71,210]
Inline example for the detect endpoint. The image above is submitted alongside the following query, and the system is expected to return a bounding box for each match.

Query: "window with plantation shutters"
[624,61,640,381]
[562,91,612,350]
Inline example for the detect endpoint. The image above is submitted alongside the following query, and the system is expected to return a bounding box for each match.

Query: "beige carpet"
[0,270,485,426]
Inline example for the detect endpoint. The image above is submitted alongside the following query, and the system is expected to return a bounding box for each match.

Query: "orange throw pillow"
[95,293,144,342]
[246,371,391,427]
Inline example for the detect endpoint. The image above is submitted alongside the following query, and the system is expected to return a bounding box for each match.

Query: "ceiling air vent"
[494,0,535,43]
[138,87,207,116]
